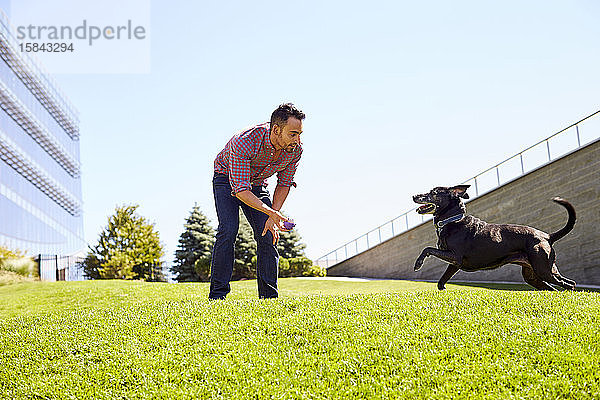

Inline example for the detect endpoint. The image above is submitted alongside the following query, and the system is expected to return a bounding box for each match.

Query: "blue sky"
[3,0,600,263]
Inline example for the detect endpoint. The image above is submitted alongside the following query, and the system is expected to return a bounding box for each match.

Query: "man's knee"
[216,223,238,243]
[256,231,278,249]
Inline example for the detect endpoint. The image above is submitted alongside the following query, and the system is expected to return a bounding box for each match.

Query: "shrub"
[0,246,24,262]
[278,257,290,275]
[302,263,327,278]
[194,257,212,282]
[249,256,326,279]
[280,256,326,278]
[0,257,38,278]
[0,270,35,285]
[0,246,37,278]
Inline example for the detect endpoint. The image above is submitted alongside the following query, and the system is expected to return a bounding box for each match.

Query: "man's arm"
[235,190,290,244]
[261,185,292,244]
[271,185,290,211]
[235,190,287,222]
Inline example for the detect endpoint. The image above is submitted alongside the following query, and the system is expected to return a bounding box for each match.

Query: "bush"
[302,263,327,278]
[0,270,35,285]
[0,246,24,262]
[0,246,38,278]
[0,257,38,278]
[278,257,290,275]
[280,256,326,278]
[194,257,212,282]
[249,256,326,279]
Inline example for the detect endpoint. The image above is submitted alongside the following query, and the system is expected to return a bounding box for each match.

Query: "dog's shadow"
[449,282,598,292]
[449,282,532,291]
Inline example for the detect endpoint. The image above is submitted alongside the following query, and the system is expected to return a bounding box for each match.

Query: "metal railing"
[37,254,86,281]
[0,9,80,131]
[316,110,600,268]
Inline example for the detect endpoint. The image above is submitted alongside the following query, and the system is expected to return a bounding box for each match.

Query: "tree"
[277,228,306,259]
[171,205,215,282]
[83,205,164,281]
[233,211,257,280]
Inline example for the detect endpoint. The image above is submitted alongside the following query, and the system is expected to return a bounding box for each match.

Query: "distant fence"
[36,254,85,281]
[316,110,600,269]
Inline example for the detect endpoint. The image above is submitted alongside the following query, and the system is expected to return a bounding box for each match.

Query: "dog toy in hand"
[283,219,295,230]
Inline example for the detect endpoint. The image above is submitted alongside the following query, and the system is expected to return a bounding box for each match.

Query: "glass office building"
[0,8,84,256]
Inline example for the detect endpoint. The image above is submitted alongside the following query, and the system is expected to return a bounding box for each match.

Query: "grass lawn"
[0,278,599,399]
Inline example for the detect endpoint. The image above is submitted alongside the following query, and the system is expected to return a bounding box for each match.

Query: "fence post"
[520,153,524,174]
[496,167,500,186]
[546,139,551,161]
[576,125,581,147]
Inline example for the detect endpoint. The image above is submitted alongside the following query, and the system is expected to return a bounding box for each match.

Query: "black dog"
[413,185,576,291]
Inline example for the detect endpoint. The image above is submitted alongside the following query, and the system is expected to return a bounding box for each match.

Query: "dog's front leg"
[438,264,460,290]
[414,247,461,271]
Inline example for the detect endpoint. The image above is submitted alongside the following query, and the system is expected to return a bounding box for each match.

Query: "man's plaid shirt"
[214,123,302,195]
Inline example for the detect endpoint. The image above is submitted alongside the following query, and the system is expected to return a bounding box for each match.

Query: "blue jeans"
[209,173,279,299]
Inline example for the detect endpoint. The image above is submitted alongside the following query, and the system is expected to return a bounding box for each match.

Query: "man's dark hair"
[270,103,305,128]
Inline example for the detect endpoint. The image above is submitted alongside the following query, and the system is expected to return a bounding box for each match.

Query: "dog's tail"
[548,197,576,245]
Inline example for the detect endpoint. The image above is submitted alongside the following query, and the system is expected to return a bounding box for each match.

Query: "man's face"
[275,117,303,153]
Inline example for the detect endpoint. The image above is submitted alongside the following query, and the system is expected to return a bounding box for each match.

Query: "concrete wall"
[328,139,600,286]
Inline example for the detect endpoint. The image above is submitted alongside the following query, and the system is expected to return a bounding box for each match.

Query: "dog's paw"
[414,258,424,271]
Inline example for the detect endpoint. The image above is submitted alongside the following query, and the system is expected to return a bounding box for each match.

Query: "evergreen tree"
[277,228,307,259]
[233,210,256,280]
[171,205,215,282]
[83,205,164,281]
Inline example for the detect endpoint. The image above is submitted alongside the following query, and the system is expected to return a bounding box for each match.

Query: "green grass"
[1,279,599,399]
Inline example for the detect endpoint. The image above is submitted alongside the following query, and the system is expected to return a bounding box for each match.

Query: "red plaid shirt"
[214,123,302,195]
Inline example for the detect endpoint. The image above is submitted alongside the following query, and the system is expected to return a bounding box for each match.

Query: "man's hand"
[235,190,291,245]
[262,211,289,245]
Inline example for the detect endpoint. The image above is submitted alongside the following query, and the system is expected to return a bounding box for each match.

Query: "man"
[210,103,305,299]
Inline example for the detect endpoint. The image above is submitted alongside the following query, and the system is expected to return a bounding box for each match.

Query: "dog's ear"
[450,185,470,199]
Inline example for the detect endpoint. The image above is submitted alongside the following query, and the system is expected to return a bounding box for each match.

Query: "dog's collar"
[435,213,465,231]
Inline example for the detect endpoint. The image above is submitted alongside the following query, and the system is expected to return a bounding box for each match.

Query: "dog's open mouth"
[416,203,436,214]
